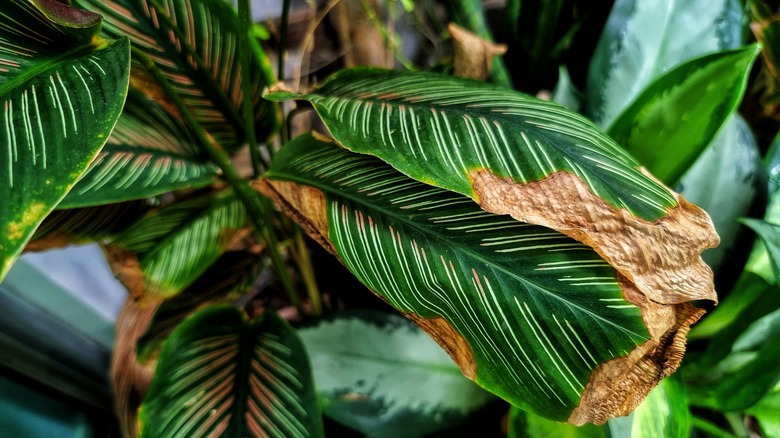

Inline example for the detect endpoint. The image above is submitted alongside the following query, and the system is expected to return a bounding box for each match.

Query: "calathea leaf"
[265,68,719,308]
[139,305,324,438]
[71,0,277,149]
[112,190,249,298]
[59,89,218,208]
[0,1,131,281]
[257,133,705,424]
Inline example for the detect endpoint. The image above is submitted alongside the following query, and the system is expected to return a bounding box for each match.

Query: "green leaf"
[72,0,277,149]
[0,1,131,281]
[628,376,691,438]
[265,68,720,307]
[137,249,263,363]
[297,310,494,438]
[607,46,760,186]
[746,388,780,438]
[586,0,745,127]
[676,115,762,271]
[552,66,581,112]
[139,305,323,437]
[741,218,780,282]
[59,90,218,208]
[508,405,608,438]
[260,134,704,423]
[114,190,249,298]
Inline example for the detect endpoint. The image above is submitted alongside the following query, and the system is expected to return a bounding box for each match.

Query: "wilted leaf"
[448,23,507,81]
[265,68,719,308]
[259,133,704,424]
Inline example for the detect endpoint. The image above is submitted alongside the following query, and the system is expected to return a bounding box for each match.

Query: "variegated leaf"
[0,1,131,281]
[72,0,276,149]
[258,133,704,424]
[139,305,324,437]
[265,68,719,307]
[113,190,249,298]
[59,89,218,208]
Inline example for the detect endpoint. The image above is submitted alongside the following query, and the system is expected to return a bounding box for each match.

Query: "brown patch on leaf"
[470,169,719,304]
[448,23,507,81]
[257,177,478,378]
[568,276,704,424]
[103,244,146,301]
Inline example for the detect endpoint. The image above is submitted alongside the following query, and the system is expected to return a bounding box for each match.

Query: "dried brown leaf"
[448,23,507,81]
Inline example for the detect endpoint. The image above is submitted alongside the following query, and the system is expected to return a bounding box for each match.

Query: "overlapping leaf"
[257,134,703,423]
[114,190,249,298]
[265,68,719,307]
[0,1,131,281]
[59,90,218,208]
[585,0,744,127]
[297,310,494,437]
[72,0,276,149]
[139,305,323,438]
[608,46,759,185]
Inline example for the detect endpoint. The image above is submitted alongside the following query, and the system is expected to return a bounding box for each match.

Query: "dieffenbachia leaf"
[741,219,780,283]
[585,0,744,127]
[608,46,760,186]
[264,68,719,307]
[297,310,494,437]
[72,0,276,149]
[0,1,131,281]
[258,133,705,424]
[113,190,249,298]
[139,305,324,438]
[59,90,218,208]
[508,405,608,438]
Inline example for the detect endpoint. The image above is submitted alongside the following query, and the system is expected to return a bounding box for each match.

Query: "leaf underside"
[263,134,651,421]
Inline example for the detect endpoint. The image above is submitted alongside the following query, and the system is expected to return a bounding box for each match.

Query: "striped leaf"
[265,68,719,308]
[585,0,745,127]
[114,190,249,298]
[608,46,760,186]
[0,1,131,281]
[139,305,324,438]
[297,310,494,438]
[72,0,276,149]
[59,90,218,208]
[259,134,705,424]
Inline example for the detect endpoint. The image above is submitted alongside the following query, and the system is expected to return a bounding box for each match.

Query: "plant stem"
[135,48,302,313]
[292,227,322,315]
[691,417,738,438]
[278,0,292,81]
[237,0,262,176]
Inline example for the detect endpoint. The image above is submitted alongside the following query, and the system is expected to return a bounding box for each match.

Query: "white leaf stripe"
[290,69,677,221]
[268,137,649,419]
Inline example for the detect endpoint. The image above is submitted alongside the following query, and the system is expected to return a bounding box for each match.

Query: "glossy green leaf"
[114,190,249,298]
[72,0,277,149]
[746,388,780,438]
[628,376,691,438]
[586,0,744,127]
[264,134,651,421]
[677,115,762,271]
[0,1,131,281]
[552,66,581,112]
[508,405,608,438]
[139,305,323,438]
[741,218,780,282]
[137,249,263,363]
[265,68,677,222]
[59,90,218,208]
[607,46,759,185]
[297,310,494,438]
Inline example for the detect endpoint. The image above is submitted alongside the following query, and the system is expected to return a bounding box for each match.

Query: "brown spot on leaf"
[448,23,507,81]
[256,178,478,379]
[470,169,719,304]
[568,275,704,424]
[103,244,146,301]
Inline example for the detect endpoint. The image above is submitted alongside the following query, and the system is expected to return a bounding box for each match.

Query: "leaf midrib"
[0,43,93,96]
[267,170,649,342]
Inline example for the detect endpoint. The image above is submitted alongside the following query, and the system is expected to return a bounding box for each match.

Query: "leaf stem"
[292,227,322,316]
[237,0,262,176]
[134,48,302,313]
[278,0,292,81]
[691,416,738,438]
